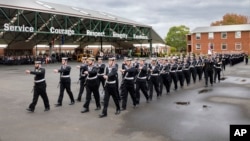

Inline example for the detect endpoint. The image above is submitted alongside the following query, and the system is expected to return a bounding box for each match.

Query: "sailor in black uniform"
[99,57,121,118]
[176,59,184,88]
[54,57,75,107]
[182,58,191,86]
[170,57,178,90]
[148,58,160,100]
[135,58,149,104]
[159,58,172,94]
[189,56,197,83]
[195,55,203,81]
[204,54,215,87]
[81,57,101,113]
[96,57,106,90]
[120,58,137,111]
[26,61,50,112]
[76,57,88,102]
[214,57,222,83]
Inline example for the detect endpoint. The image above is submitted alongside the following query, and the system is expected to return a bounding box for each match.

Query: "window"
[221,43,227,50]
[221,32,227,39]
[196,33,201,40]
[235,31,241,38]
[208,32,214,39]
[196,44,201,50]
[235,43,242,50]
[208,43,214,50]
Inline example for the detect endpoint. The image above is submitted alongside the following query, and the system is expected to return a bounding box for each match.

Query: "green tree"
[165,25,190,52]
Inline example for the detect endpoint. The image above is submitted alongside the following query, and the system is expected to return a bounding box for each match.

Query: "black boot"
[81,108,89,113]
[99,113,107,118]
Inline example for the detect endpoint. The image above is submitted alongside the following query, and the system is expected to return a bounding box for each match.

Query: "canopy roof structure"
[0,0,164,50]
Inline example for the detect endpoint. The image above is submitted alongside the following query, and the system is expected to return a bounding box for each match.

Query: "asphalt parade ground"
[0,60,250,141]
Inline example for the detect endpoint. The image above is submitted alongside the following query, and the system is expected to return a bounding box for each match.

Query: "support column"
[100,37,103,52]
[149,39,152,58]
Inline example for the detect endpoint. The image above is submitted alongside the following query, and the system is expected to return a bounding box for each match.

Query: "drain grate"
[220,77,227,80]
[198,88,212,94]
[175,101,190,105]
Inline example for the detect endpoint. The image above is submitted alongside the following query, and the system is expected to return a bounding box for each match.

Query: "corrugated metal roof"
[191,24,250,33]
[0,0,150,28]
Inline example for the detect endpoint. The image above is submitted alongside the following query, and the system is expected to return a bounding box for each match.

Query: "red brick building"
[187,24,250,55]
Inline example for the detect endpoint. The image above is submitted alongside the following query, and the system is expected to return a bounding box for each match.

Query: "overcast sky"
[43,0,250,39]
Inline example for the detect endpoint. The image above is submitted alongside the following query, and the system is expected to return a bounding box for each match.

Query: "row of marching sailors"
[75,57,121,118]
[128,55,225,97]
[25,54,242,117]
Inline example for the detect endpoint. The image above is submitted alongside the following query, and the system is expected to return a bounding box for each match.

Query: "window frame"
[196,33,201,40]
[209,43,214,50]
[208,32,214,39]
[221,43,227,50]
[235,42,242,50]
[235,31,241,38]
[221,32,227,39]
[196,43,201,50]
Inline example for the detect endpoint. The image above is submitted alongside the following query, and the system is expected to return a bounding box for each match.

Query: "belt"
[151,74,159,76]
[183,69,189,70]
[106,80,116,84]
[161,72,169,75]
[35,79,45,83]
[125,77,134,80]
[61,75,70,78]
[170,71,176,72]
[87,75,97,80]
[97,73,104,76]
[177,70,182,72]
[137,76,147,79]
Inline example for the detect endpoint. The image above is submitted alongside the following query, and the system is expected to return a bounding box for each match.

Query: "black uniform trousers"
[190,67,197,83]
[83,79,101,109]
[159,74,163,96]
[160,73,171,94]
[177,71,184,88]
[58,78,74,104]
[115,75,121,101]
[214,68,221,83]
[170,72,178,90]
[77,78,85,101]
[121,79,137,109]
[102,83,120,115]
[29,81,50,110]
[205,70,213,86]
[135,79,149,104]
[222,61,226,70]
[148,75,160,100]
[196,66,203,81]
[245,58,248,65]
[182,69,190,86]
[98,75,105,89]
